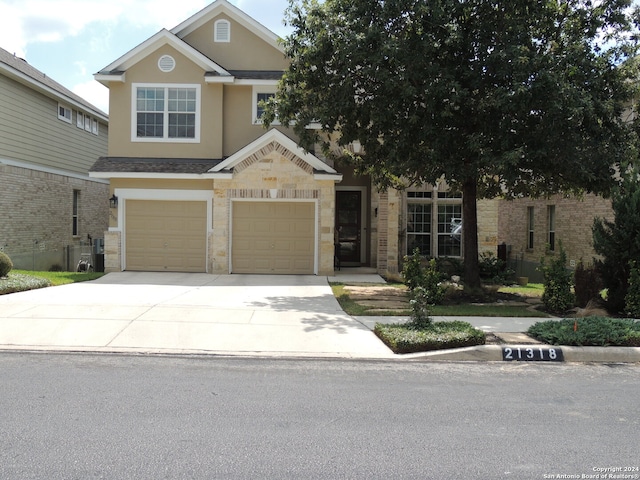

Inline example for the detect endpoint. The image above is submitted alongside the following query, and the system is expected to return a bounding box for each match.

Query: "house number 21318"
[502,346,564,362]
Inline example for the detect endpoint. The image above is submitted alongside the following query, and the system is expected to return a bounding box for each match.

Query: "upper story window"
[133,84,200,143]
[77,112,99,136]
[215,19,230,42]
[252,86,278,124]
[58,104,72,123]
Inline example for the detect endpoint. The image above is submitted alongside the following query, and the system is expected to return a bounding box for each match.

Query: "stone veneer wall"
[498,193,614,280]
[375,189,401,276]
[210,151,337,275]
[1,162,109,270]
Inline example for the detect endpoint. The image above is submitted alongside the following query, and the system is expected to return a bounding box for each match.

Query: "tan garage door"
[125,200,207,272]
[232,202,315,274]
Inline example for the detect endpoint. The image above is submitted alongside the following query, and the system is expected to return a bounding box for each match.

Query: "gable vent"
[215,19,230,42]
[158,55,175,72]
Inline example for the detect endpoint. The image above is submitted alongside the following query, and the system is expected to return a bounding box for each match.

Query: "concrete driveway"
[0,272,394,358]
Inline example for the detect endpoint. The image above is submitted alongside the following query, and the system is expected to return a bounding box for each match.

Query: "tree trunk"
[462,178,481,291]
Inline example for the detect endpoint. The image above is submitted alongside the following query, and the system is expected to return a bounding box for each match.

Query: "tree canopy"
[264,0,640,288]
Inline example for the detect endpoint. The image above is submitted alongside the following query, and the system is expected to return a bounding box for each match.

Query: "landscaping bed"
[528,317,640,347]
[374,320,486,354]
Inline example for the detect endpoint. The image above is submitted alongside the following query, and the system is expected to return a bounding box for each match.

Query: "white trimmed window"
[252,86,278,124]
[92,119,99,135]
[406,190,462,257]
[215,19,230,42]
[58,104,72,123]
[76,111,84,129]
[133,84,200,142]
[84,115,91,132]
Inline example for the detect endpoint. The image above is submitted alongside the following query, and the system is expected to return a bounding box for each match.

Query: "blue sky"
[0,0,292,114]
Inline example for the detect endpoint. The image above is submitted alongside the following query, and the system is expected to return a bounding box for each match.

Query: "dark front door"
[336,191,361,264]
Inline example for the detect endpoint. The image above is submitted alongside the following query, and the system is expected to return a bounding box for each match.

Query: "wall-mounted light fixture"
[109,194,118,208]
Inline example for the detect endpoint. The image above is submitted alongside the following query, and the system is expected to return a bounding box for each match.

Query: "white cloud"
[0,0,210,57]
[73,79,109,114]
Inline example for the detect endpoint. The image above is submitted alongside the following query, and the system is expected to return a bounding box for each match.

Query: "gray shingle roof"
[0,46,107,118]
[227,70,284,80]
[90,157,225,174]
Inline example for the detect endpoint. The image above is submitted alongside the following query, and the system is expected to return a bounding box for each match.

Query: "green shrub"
[527,316,640,346]
[435,257,463,279]
[401,249,446,305]
[539,243,575,313]
[625,261,640,318]
[374,320,486,354]
[409,286,432,326]
[592,168,640,313]
[0,252,13,277]
[402,248,424,290]
[573,260,603,308]
[478,252,514,285]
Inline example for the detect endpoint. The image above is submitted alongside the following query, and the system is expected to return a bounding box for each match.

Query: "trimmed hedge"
[374,320,486,354]
[527,317,640,347]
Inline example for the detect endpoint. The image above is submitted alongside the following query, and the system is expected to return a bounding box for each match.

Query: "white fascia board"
[1,63,109,122]
[234,79,280,86]
[98,29,230,77]
[2,158,109,184]
[171,0,284,54]
[94,73,125,85]
[314,173,343,182]
[205,75,235,84]
[89,171,233,180]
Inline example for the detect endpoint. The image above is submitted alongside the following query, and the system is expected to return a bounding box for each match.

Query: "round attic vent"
[158,55,175,72]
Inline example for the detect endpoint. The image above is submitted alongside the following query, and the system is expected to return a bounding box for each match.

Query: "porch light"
[352,140,362,154]
[109,194,118,208]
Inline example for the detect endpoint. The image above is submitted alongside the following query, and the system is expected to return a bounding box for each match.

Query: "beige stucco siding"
[107,44,223,159]
[181,15,289,71]
[0,74,107,174]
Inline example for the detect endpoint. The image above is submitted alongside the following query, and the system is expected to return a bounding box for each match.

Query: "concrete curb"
[399,344,640,363]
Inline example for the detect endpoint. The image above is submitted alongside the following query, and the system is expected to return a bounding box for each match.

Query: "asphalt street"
[1,353,638,479]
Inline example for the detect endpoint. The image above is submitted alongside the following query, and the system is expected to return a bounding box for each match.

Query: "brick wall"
[0,162,109,270]
[498,193,613,280]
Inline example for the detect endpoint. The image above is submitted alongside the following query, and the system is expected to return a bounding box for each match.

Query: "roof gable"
[171,0,283,54]
[96,29,231,82]
[210,129,338,176]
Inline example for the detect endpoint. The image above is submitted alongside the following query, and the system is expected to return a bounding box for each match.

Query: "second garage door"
[232,202,315,274]
[125,200,207,272]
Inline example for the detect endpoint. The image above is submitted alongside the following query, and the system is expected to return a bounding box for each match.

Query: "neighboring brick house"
[497,194,614,282]
[0,47,109,270]
[91,0,498,276]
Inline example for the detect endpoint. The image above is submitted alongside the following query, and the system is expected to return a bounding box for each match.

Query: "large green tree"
[264,0,639,289]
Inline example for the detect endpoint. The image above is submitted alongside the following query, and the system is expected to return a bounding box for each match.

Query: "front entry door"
[336,190,361,265]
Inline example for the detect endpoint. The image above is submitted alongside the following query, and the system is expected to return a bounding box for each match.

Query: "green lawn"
[331,282,549,317]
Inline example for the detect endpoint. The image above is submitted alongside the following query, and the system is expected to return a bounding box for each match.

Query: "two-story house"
[0,47,109,271]
[91,0,499,276]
